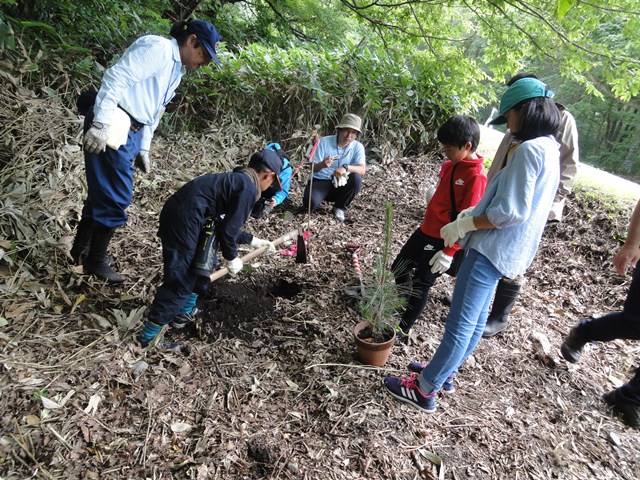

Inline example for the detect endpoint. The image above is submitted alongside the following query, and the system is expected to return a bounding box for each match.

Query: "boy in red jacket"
[392,115,487,343]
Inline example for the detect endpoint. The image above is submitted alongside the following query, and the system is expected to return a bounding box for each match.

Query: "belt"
[117,105,145,132]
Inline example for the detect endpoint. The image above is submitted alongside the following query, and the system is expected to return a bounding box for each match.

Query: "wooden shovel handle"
[209,227,301,283]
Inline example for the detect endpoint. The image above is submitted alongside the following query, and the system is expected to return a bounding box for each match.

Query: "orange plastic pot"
[353,321,396,367]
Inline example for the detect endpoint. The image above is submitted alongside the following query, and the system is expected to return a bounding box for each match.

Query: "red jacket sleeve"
[442,166,488,256]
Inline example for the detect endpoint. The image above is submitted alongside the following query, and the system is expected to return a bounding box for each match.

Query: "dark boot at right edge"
[483,278,522,337]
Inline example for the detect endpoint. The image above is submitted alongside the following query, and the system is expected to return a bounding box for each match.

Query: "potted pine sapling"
[353,201,406,366]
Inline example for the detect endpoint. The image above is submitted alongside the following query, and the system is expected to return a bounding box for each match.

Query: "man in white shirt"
[71,20,221,284]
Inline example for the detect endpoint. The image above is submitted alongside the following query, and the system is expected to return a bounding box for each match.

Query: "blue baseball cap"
[251,149,283,175]
[189,20,222,65]
[489,78,554,125]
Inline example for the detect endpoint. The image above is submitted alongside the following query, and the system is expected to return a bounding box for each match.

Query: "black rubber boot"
[560,327,587,363]
[603,388,640,429]
[84,226,123,284]
[70,218,93,265]
[483,279,522,337]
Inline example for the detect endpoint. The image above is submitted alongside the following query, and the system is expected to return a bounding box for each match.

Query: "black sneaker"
[170,307,201,329]
[407,361,455,393]
[441,293,453,306]
[603,389,640,429]
[560,327,587,363]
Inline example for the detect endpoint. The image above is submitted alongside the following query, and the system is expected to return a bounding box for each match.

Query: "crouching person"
[250,142,293,219]
[138,149,282,346]
[302,113,366,222]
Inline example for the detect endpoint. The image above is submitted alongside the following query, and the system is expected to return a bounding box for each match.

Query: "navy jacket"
[158,171,258,261]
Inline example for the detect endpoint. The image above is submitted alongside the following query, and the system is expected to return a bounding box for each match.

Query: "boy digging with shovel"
[138,149,282,347]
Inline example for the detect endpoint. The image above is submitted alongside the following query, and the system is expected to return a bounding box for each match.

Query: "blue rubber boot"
[138,321,162,346]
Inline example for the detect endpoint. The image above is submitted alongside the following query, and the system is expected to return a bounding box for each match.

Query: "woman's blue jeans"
[419,249,502,393]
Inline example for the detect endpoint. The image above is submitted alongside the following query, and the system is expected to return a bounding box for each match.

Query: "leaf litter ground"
[1,92,639,479]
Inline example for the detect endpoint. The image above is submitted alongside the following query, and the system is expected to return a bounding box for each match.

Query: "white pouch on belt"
[106,107,131,150]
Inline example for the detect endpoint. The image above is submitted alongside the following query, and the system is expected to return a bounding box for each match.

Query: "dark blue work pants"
[147,240,211,327]
[302,173,362,211]
[81,113,142,228]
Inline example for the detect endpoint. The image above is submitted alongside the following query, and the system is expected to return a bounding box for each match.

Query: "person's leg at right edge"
[561,260,640,363]
[604,367,640,429]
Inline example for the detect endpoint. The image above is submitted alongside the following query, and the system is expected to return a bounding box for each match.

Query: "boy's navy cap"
[489,78,554,125]
[189,20,221,65]
[251,149,283,174]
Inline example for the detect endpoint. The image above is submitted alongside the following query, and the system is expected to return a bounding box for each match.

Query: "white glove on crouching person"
[135,150,151,173]
[84,122,109,154]
[440,216,477,247]
[429,251,454,274]
[226,257,243,276]
[250,237,276,254]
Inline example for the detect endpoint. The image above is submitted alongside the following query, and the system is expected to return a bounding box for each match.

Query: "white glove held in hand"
[429,251,454,274]
[332,172,349,188]
[250,237,276,254]
[226,257,243,276]
[84,122,109,154]
[135,150,151,173]
[440,216,477,247]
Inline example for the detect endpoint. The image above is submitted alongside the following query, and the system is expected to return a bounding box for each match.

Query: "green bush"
[182,42,491,161]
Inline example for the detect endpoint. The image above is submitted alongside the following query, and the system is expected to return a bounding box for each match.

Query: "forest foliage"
[1,0,639,174]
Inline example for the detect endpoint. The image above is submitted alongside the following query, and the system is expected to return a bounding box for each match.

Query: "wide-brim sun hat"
[489,78,554,125]
[189,20,222,65]
[336,113,363,133]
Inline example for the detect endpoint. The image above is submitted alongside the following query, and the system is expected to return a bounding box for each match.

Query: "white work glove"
[332,172,349,188]
[84,122,109,154]
[135,150,151,173]
[226,257,243,276]
[440,216,477,247]
[429,251,454,274]
[250,237,276,254]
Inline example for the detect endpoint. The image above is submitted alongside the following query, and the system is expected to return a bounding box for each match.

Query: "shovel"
[209,227,300,282]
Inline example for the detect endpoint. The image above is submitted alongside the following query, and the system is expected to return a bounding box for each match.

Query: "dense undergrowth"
[0,1,493,165]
